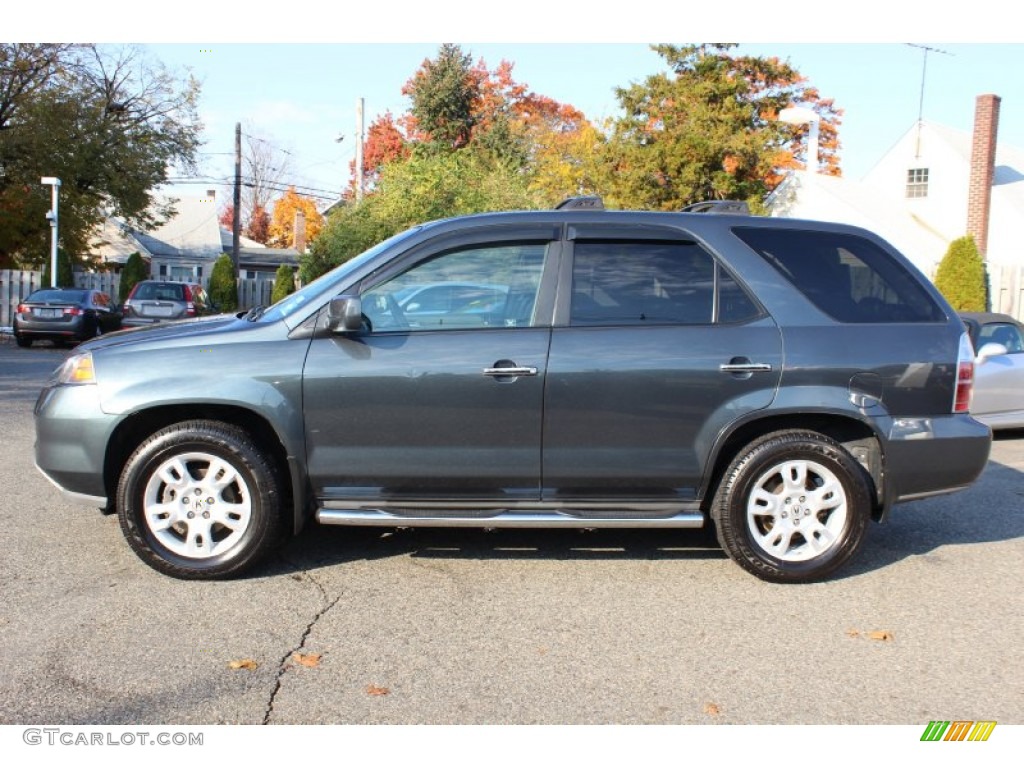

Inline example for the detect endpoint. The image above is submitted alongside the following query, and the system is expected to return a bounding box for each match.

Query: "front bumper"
[34,382,117,506]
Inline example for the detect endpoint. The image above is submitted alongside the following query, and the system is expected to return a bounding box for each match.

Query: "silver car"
[962,312,1024,430]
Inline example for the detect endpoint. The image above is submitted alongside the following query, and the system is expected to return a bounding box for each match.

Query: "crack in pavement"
[262,564,340,725]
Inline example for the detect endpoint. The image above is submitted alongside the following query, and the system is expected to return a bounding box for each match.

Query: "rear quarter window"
[733,227,946,323]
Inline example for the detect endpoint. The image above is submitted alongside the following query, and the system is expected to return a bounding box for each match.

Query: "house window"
[906,168,929,198]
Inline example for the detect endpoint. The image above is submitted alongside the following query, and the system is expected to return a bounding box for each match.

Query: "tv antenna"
[906,44,954,157]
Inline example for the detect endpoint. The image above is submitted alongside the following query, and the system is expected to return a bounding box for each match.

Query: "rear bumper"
[882,414,991,513]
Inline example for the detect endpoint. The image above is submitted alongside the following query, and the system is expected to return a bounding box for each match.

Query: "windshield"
[257,227,423,324]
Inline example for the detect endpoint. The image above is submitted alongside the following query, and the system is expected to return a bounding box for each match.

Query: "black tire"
[712,430,871,583]
[15,334,32,348]
[117,420,286,579]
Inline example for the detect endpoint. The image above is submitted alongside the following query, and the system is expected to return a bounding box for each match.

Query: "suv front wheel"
[712,430,871,583]
[116,420,285,579]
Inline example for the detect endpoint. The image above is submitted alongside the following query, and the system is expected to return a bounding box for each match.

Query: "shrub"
[209,254,238,312]
[119,252,148,302]
[934,235,987,312]
[40,248,75,288]
[271,264,296,304]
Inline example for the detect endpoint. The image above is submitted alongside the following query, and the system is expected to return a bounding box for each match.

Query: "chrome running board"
[316,508,704,528]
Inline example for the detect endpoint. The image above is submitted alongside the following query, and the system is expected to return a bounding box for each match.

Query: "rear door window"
[569,240,760,326]
[733,227,946,323]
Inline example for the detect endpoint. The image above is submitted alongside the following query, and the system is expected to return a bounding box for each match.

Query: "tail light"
[63,307,83,316]
[16,303,28,315]
[122,300,134,317]
[953,332,975,413]
[184,302,197,316]
[184,285,197,316]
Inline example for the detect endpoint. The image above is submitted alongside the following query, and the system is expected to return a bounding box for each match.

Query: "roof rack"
[555,195,605,211]
[680,200,751,215]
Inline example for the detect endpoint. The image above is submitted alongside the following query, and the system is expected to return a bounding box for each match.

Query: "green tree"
[118,251,148,302]
[0,44,201,268]
[934,235,987,312]
[602,44,841,210]
[304,149,541,281]
[40,248,75,288]
[403,44,477,150]
[209,254,238,313]
[271,264,296,304]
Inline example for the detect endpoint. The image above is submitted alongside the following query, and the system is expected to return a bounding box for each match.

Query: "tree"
[402,44,477,150]
[934,235,987,312]
[271,264,296,304]
[245,205,271,244]
[305,150,542,281]
[237,129,293,243]
[268,187,324,249]
[602,44,841,211]
[354,112,409,193]
[209,253,238,312]
[119,251,148,302]
[40,248,75,288]
[0,44,201,267]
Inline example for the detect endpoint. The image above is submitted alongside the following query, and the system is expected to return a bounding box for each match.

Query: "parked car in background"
[13,288,121,347]
[961,312,1024,430]
[121,281,216,328]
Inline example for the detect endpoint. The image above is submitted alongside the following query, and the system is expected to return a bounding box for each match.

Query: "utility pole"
[355,97,365,202]
[41,177,61,287]
[232,122,242,292]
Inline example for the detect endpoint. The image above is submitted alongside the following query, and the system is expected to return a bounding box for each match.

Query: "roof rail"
[555,195,604,211]
[680,200,751,215]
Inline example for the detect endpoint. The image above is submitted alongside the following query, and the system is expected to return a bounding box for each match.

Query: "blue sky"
[141,41,1023,205]
[11,2,1024,207]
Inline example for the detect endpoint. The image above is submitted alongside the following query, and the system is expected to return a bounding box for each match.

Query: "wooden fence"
[1,270,277,328]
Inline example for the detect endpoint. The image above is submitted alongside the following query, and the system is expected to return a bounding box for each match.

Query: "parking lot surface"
[1,338,1022,727]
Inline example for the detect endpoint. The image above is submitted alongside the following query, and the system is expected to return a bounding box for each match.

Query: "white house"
[768,94,1024,319]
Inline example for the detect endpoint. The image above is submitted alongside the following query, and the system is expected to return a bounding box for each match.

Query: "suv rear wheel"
[116,420,285,579]
[712,430,871,583]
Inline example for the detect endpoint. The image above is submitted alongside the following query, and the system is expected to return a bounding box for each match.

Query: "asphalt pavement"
[1,336,1021,729]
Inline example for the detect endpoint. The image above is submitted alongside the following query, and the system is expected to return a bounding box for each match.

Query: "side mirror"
[976,342,1008,364]
[327,296,364,333]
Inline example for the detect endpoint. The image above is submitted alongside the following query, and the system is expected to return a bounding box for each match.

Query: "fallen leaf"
[537,647,548,656]
[366,685,390,696]
[228,658,258,671]
[293,652,322,668]
[868,630,893,642]
[846,628,861,638]
[703,702,721,716]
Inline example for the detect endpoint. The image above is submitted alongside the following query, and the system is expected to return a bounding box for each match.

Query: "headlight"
[52,352,96,385]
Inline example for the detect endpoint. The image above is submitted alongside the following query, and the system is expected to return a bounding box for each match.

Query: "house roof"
[88,196,299,269]
[769,117,1024,274]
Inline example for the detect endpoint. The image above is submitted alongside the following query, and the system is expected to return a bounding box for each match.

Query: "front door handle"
[483,366,538,378]
[719,362,773,373]
[483,359,538,380]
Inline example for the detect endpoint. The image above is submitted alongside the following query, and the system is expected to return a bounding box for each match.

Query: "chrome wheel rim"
[142,451,252,559]
[746,459,847,562]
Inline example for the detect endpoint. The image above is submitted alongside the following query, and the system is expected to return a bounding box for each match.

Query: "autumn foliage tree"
[269,187,324,250]
[603,44,841,211]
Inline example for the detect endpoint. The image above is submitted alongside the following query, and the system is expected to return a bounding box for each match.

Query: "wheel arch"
[104,405,307,534]
[702,411,886,520]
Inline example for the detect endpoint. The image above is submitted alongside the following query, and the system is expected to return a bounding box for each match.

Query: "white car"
[962,312,1024,430]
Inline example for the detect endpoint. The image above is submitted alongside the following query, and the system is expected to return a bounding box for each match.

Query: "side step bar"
[317,509,704,529]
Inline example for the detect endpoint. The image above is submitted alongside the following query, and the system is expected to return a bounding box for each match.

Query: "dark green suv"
[34,200,992,582]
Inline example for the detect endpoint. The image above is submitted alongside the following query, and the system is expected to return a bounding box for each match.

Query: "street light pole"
[41,177,61,288]
[778,107,820,174]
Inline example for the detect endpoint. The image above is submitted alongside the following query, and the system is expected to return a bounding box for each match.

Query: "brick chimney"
[293,210,306,253]
[966,94,1000,258]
